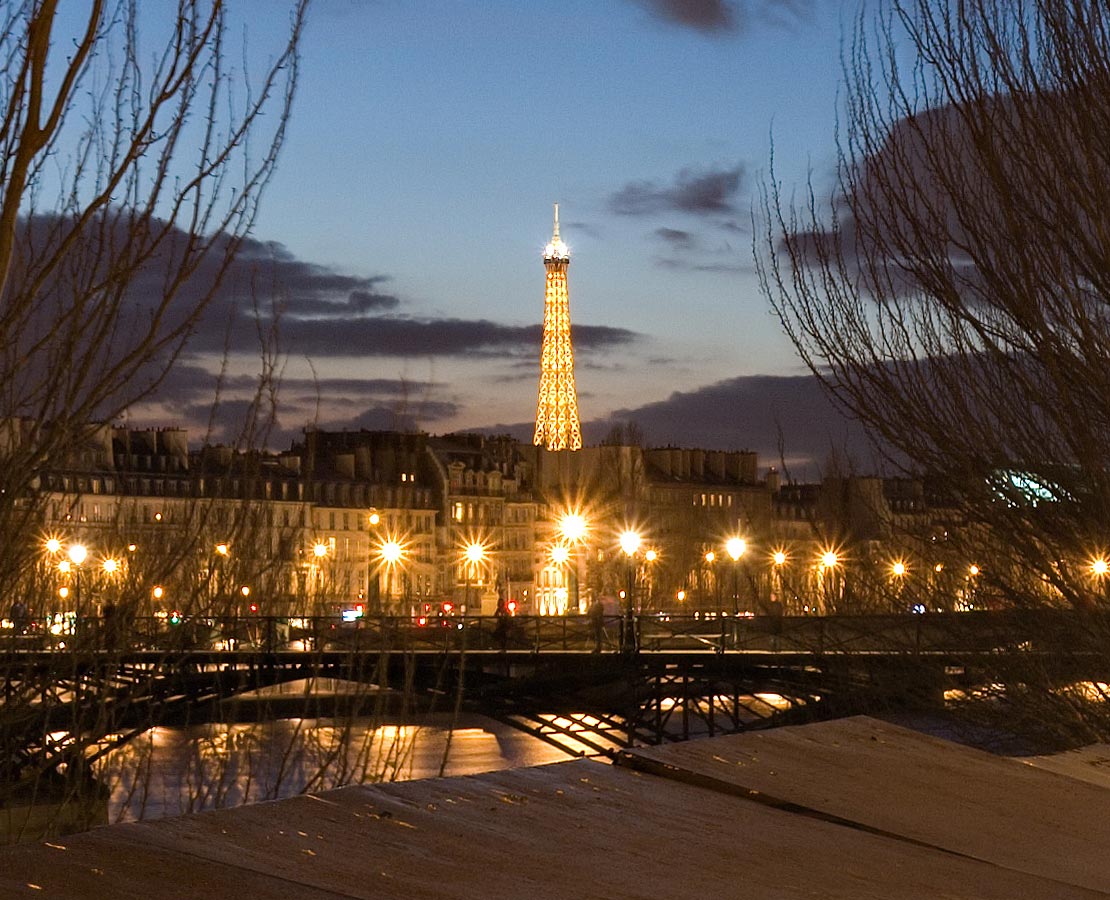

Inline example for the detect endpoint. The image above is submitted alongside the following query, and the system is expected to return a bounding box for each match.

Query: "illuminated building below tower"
[533,203,583,451]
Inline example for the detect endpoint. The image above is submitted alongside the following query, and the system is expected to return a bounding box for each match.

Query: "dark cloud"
[56,215,640,361]
[656,257,748,274]
[190,316,635,359]
[635,0,737,33]
[632,0,818,35]
[778,95,1073,303]
[482,373,892,475]
[565,220,603,239]
[654,227,696,248]
[611,163,744,216]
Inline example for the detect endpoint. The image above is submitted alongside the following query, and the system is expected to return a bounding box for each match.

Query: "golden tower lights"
[533,203,583,451]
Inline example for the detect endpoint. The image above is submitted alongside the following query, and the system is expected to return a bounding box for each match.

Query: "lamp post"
[771,549,787,614]
[558,512,587,614]
[550,543,570,615]
[618,530,641,653]
[312,542,329,613]
[704,550,718,616]
[464,542,486,614]
[820,550,839,613]
[380,539,405,615]
[726,537,746,616]
[68,542,88,631]
[644,548,658,611]
[890,559,907,612]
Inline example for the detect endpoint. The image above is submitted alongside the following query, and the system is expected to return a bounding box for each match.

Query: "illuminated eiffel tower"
[533,203,583,451]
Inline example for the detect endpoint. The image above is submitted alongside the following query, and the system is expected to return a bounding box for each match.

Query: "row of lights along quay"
[15,426,1110,636]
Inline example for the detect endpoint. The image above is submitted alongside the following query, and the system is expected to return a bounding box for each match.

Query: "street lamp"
[618,530,641,652]
[68,543,88,626]
[726,537,746,615]
[819,550,839,613]
[771,549,787,614]
[549,543,571,615]
[644,548,658,610]
[558,512,588,613]
[890,559,907,612]
[704,550,718,615]
[463,542,486,614]
[379,539,405,614]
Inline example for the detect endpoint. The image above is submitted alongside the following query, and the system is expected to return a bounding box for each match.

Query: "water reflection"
[95,712,571,824]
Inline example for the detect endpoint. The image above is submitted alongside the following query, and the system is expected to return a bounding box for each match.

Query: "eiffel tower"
[533,203,583,451]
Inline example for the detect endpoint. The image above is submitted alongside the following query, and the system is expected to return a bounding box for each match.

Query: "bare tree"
[758,0,1110,742]
[0,0,307,588]
[0,0,316,840]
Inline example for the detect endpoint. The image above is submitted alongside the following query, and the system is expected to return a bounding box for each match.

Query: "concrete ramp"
[623,715,1110,893]
[2,717,1109,898]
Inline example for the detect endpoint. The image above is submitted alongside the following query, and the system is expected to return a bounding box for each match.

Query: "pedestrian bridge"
[2,609,1105,790]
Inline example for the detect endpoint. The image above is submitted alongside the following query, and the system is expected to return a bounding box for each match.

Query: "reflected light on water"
[94,714,569,825]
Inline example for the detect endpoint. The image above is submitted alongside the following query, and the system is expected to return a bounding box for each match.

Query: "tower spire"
[534,203,582,451]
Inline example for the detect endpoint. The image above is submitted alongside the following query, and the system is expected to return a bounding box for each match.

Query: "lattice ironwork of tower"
[533,204,583,451]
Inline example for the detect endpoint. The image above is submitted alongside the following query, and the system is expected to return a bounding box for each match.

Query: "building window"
[454,502,463,522]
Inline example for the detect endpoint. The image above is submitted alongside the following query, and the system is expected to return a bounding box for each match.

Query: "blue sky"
[124,0,861,468]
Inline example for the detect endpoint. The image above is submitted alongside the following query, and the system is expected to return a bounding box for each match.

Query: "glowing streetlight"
[45,538,62,554]
[559,512,587,543]
[102,558,120,575]
[968,564,980,577]
[704,550,719,615]
[618,530,641,651]
[368,510,381,527]
[463,542,486,613]
[821,550,838,569]
[1091,558,1109,577]
[379,540,406,612]
[152,585,164,601]
[772,550,787,567]
[557,512,587,613]
[619,530,641,557]
[313,542,328,558]
[891,560,907,577]
[725,537,746,615]
[64,543,88,621]
[550,544,570,566]
[215,543,230,557]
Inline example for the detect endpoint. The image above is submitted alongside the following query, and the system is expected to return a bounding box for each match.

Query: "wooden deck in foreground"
[4,716,1110,899]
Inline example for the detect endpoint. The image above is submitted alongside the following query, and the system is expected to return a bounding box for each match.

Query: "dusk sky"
[120,0,862,472]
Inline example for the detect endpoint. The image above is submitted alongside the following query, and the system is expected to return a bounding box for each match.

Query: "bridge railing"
[2,608,1102,656]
